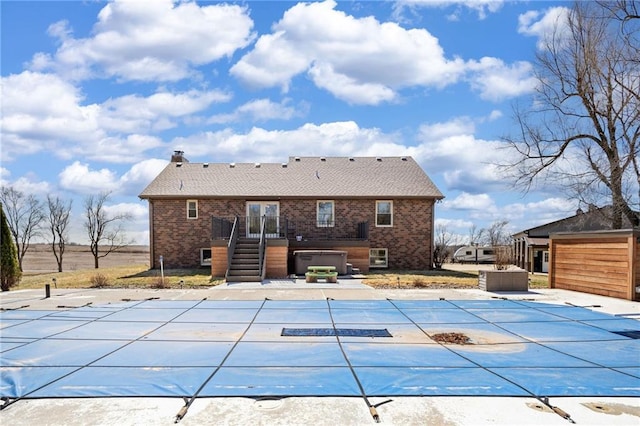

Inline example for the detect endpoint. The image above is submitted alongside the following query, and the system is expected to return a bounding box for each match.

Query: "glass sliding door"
[246,202,279,238]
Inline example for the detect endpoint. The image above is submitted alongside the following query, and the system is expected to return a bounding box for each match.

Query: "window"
[317,200,334,227]
[369,248,388,268]
[544,252,549,263]
[376,201,393,227]
[200,248,212,266]
[187,200,198,219]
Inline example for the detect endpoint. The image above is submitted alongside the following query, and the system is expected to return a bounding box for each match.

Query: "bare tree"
[501,1,639,229]
[84,192,133,269]
[433,224,460,269]
[467,224,485,246]
[46,195,72,272]
[599,0,640,46]
[484,219,511,247]
[0,186,45,271]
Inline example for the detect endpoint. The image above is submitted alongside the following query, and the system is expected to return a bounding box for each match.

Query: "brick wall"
[148,197,435,270]
[149,199,245,268]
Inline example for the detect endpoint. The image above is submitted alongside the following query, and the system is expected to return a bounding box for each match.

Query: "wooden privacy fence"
[549,229,639,301]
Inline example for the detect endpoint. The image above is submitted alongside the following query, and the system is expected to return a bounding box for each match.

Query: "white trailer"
[453,246,496,264]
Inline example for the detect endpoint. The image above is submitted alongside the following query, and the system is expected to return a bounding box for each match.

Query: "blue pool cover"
[1,299,639,402]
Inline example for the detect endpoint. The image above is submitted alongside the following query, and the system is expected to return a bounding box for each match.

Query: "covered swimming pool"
[2,298,639,420]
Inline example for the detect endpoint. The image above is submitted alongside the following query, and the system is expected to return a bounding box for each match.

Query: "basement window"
[369,248,388,268]
[187,200,198,219]
[200,248,212,266]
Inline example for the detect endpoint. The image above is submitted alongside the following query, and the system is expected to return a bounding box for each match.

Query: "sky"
[1,0,581,246]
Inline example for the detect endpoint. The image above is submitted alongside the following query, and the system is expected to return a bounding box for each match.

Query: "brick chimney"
[171,150,188,163]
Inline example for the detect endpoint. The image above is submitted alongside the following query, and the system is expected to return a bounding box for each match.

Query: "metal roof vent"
[281,163,288,168]
[229,163,235,168]
[295,157,301,162]
[176,162,182,167]
[320,157,326,161]
[401,157,408,161]
[255,163,261,168]
[349,157,355,161]
[203,163,209,168]
[376,157,382,161]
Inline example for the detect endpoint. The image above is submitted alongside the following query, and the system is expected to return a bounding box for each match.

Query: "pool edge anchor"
[539,397,575,423]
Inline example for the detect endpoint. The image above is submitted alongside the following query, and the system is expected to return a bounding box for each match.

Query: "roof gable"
[139,156,443,199]
[516,206,639,237]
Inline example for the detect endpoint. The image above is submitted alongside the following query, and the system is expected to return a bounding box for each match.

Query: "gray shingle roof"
[139,156,444,199]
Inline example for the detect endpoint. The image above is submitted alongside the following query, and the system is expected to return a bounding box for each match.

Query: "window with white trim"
[369,248,388,268]
[317,200,334,227]
[375,200,392,227]
[187,200,198,219]
[200,248,212,266]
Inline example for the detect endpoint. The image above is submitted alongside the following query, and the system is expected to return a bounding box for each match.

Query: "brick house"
[139,152,444,281]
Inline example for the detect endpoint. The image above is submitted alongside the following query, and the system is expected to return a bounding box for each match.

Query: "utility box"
[479,269,529,292]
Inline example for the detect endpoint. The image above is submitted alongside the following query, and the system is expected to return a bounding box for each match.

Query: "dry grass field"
[22,244,151,273]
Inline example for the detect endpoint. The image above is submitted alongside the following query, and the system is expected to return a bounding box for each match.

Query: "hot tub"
[294,250,348,275]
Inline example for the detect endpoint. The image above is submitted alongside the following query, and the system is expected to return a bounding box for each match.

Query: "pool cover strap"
[175,298,268,424]
[325,298,382,423]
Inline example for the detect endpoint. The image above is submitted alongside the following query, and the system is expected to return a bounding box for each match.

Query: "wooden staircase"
[226,238,262,282]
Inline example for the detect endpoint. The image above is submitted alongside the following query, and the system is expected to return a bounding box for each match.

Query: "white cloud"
[59,159,169,197]
[100,89,231,132]
[30,0,255,82]
[308,62,397,105]
[1,71,230,163]
[518,7,570,50]
[231,0,466,105]
[120,159,169,192]
[466,58,537,101]
[415,117,514,192]
[208,98,306,124]
[0,168,10,180]
[418,116,475,140]
[231,1,533,105]
[59,161,119,194]
[172,121,408,162]
[1,71,103,161]
[442,192,495,211]
[1,175,52,197]
[393,0,505,21]
[435,217,474,229]
[104,202,148,220]
[500,197,577,228]
[488,110,503,121]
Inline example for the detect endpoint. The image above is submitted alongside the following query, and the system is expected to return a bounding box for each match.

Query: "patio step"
[227,238,262,282]
[225,275,262,282]
[228,268,260,275]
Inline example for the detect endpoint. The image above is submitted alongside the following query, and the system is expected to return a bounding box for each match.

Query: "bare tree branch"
[47,195,72,273]
[500,1,640,229]
[84,192,134,269]
[0,186,45,271]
